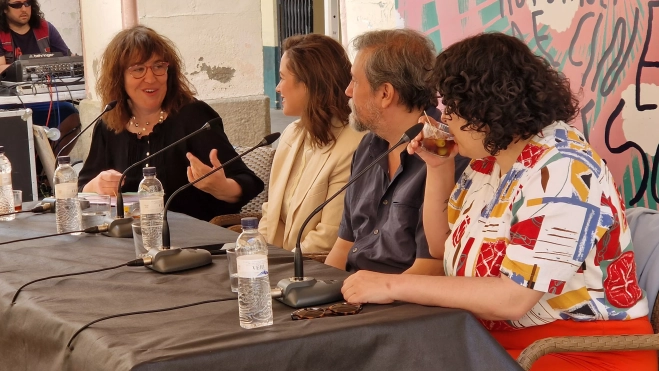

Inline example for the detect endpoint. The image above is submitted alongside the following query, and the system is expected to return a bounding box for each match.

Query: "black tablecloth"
[0,211,521,371]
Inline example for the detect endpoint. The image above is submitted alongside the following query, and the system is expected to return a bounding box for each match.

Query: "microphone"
[139,132,281,273]
[105,117,225,238]
[0,202,53,218]
[55,100,117,159]
[272,123,424,308]
[43,127,61,141]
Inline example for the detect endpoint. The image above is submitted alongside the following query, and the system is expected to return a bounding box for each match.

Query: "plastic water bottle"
[0,146,15,221]
[54,156,82,234]
[138,167,164,251]
[236,217,273,329]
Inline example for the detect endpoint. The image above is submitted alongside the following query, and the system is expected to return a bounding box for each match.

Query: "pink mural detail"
[398,0,659,209]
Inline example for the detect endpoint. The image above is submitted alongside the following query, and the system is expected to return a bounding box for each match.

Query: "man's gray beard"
[348,98,377,132]
[349,111,370,132]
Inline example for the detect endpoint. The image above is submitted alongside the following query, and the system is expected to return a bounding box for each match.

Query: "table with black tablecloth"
[0,211,521,371]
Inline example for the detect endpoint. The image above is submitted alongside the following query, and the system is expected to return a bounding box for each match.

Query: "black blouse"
[78,100,264,221]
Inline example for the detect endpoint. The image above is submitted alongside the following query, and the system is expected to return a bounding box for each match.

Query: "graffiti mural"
[397,0,659,209]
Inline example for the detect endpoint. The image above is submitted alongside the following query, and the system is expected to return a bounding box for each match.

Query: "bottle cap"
[57,156,71,165]
[142,167,156,176]
[240,217,259,229]
[0,146,4,154]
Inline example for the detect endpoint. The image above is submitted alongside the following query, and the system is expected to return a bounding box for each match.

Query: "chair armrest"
[210,212,262,228]
[517,334,659,370]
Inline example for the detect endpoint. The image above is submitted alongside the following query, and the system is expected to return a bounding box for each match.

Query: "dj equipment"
[1,54,84,83]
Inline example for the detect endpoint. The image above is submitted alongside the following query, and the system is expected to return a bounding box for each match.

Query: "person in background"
[258,34,364,253]
[324,29,469,275]
[78,26,263,221]
[342,32,656,371]
[0,0,79,155]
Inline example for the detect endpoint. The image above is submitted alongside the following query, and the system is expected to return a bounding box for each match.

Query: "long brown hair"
[96,25,196,132]
[282,34,351,147]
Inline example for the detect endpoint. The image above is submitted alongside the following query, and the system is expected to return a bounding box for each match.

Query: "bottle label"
[55,183,77,199]
[0,173,11,186]
[140,196,164,215]
[236,255,269,278]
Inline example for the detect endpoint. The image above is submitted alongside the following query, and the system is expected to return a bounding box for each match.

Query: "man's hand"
[341,270,396,304]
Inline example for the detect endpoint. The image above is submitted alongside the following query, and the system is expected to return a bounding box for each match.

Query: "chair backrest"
[625,207,659,333]
[235,146,275,214]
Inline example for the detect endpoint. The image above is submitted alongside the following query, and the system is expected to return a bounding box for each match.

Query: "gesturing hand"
[186,149,227,192]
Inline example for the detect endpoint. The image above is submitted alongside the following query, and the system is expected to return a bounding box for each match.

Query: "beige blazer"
[258,119,365,253]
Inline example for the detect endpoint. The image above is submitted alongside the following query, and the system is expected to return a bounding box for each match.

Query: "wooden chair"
[517,208,659,370]
[210,145,275,232]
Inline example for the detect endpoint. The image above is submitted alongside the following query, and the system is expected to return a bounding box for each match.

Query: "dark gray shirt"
[338,133,469,273]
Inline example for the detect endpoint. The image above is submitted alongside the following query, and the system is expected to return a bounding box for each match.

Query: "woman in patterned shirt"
[341,32,655,370]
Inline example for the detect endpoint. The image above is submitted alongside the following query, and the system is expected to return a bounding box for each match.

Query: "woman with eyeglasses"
[342,32,656,370]
[79,26,263,221]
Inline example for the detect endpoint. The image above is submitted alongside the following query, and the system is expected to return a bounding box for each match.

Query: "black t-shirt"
[10,29,40,56]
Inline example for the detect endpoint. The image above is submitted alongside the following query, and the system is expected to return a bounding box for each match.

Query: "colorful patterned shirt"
[444,121,648,330]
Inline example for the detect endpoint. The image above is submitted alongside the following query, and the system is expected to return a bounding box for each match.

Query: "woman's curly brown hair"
[434,32,580,155]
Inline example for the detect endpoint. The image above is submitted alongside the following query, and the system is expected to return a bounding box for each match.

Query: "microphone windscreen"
[105,100,118,111]
[403,123,424,142]
[262,132,281,146]
[206,117,224,133]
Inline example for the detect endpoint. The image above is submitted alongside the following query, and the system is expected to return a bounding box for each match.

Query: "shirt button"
[382,200,388,205]
[352,248,357,253]
[146,152,150,156]
[373,229,379,235]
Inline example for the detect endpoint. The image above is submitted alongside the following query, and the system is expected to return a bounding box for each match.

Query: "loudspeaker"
[0,109,38,201]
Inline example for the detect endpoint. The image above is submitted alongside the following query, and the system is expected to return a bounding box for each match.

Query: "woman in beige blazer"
[258,34,365,253]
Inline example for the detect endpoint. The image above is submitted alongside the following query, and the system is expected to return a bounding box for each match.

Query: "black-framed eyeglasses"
[291,302,363,320]
[7,1,31,9]
[126,61,169,79]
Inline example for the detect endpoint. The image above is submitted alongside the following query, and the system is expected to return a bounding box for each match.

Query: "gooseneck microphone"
[0,203,52,218]
[272,123,424,308]
[105,117,225,238]
[55,100,118,159]
[137,132,280,273]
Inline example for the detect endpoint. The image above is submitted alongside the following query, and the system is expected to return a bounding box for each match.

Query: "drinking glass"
[79,194,111,230]
[12,190,22,211]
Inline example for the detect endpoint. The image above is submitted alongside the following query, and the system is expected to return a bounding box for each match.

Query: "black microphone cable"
[11,258,146,304]
[0,202,53,218]
[67,297,237,350]
[10,246,227,303]
[0,224,108,246]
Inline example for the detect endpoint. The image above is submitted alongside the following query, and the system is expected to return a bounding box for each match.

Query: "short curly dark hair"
[434,32,580,155]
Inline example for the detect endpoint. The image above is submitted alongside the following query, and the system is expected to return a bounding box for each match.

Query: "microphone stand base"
[275,277,344,308]
[101,216,134,238]
[146,247,212,273]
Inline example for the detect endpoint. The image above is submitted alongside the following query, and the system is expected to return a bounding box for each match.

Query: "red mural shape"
[603,251,643,308]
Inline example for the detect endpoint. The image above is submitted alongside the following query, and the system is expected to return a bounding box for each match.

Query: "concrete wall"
[339,0,402,51]
[136,0,270,146]
[343,0,659,210]
[40,0,83,56]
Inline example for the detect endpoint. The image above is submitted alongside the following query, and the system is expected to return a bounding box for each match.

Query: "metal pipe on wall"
[121,0,138,29]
